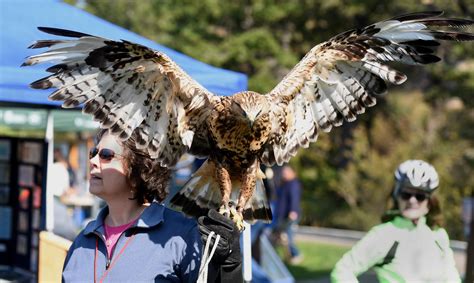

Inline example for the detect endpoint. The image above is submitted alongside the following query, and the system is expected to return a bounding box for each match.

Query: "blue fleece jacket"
[62,202,202,282]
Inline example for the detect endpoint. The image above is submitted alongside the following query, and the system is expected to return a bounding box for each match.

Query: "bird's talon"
[229,207,245,231]
[228,201,236,208]
[219,205,231,217]
[234,217,245,231]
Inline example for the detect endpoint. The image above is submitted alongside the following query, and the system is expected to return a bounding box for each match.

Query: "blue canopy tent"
[0,0,247,108]
[0,1,251,278]
[0,2,290,282]
[0,0,248,210]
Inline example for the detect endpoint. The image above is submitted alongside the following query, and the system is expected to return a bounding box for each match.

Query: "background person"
[273,165,303,264]
[51,148,79,240]
[331,160,460,282]
[50,148,71,199]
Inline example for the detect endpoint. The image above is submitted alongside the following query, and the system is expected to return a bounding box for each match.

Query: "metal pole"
[243,221,252,282]
[45,110,54,231]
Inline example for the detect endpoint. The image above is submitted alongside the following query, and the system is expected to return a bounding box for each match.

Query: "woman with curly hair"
[62,129,202,282]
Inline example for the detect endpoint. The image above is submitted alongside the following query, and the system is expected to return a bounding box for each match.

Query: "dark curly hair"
[96,129,171,204]
[382,186,444,229]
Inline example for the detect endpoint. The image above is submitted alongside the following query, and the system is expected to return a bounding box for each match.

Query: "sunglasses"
[89,147,122,162]
[399,191,429,202]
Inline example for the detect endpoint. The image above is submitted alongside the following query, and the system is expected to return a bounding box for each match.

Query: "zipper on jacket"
[95,227,136,271]
[94,231,111,271]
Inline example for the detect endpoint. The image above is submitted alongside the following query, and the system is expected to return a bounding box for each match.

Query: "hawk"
[24,11,473,230]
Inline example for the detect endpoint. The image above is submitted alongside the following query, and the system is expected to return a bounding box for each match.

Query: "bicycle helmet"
[393,160,439,196]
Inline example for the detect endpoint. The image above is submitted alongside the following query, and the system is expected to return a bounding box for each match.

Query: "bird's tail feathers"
[168,160,272,222]
[243,170,273,222]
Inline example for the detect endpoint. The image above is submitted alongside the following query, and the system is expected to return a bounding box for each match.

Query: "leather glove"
[197,209,241,263]
[198,209,242,282]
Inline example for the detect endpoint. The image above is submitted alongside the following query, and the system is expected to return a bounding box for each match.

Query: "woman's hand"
[198,209,243,282]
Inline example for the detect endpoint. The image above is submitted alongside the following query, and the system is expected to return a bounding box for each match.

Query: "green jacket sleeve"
[434,228,461,283]
[330,224,393,283]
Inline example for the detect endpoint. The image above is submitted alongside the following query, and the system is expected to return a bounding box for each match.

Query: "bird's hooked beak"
[245,109,262,129]
[247,116,254,129]
[232,100,262,129]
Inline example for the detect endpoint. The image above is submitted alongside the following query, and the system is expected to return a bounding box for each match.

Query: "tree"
[69,0,474,239]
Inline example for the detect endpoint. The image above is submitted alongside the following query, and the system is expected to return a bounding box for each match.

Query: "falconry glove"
[198,209,243,282]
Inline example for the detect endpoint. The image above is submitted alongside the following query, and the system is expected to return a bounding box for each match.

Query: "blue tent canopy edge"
[0,0,247,108]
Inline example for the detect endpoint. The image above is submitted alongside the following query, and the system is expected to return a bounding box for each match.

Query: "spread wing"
[262,11,474,166]
[23,27,217,167]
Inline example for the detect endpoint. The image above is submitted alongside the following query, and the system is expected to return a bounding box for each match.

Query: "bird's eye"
[233,102,246,115]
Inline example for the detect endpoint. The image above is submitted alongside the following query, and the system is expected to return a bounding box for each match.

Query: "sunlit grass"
[276,240,349,280]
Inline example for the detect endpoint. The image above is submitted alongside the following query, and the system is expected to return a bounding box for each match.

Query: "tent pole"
[45,110,54,231]
[243,221,252,282]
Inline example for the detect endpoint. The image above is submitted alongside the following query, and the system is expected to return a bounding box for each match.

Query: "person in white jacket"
[331,160,460,283]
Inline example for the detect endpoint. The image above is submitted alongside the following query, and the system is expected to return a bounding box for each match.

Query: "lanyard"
[94,233,136,283]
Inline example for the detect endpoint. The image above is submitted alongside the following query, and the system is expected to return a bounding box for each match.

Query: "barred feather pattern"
[24,12,473,226]
[262,11,473,166]
[23,27,213,167]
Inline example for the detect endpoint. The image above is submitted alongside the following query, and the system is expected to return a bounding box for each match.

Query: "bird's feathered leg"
[233,160,259,231]
[168,156,272,230]
[216,162,232,218]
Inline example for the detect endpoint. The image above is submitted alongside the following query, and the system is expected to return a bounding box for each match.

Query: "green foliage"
[74,0,474,239]
[294,92,474,239]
